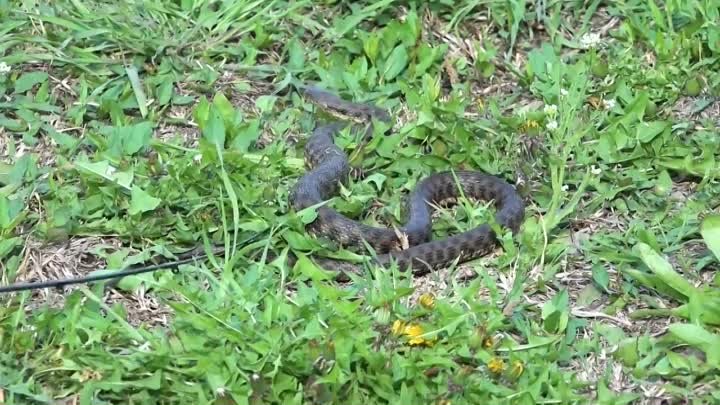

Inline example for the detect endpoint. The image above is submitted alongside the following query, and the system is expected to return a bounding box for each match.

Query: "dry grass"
[3,2,717,402]
[672,95,720,127]
[15,236,174,328]
[10,61,700,403]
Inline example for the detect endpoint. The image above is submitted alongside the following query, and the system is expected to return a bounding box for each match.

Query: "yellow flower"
[392,320,436,346]
[408,337,428,346]
[488,357,505,374]
[520,119,540,132]
[418,293,435,309]
[405,323,436,347]
[509,360,524,379]
[405,323,426,346]
[483,335,495,349]
[391,320,406,336]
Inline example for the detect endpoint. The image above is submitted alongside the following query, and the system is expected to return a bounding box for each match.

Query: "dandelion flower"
[404,323,436,347]
[483,336,496,349]
[404,323,426,346]
[418,293,435,309]
[488,357,505,374]
[391,320,406,336]
[521,119,540,132]
[393,320,436,346]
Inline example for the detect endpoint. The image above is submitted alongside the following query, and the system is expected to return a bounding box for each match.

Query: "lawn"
[1,0,720,404]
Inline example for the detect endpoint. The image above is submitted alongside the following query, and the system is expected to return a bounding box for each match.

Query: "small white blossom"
[561,184,569,191]
[0,62,10,74]
[193,154,202,163]
[579,32,601,48]
[591,165,602,175]
[603,98,616,110]
[546,120,558,131]
[543,104,558,116]
[560,89,569,97]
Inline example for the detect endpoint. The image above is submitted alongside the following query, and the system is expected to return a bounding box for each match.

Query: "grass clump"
[1,1,720,404]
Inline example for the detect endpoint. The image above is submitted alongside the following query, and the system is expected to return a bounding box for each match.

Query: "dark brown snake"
[286,86,525,281]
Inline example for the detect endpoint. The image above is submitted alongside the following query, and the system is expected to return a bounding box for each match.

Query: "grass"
[1,0,720,404]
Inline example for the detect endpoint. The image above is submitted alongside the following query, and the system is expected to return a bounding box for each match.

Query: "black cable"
[0,233,272,294]
[0,221,278,294]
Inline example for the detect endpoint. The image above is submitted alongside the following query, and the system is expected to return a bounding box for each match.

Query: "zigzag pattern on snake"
[286,86,525,281]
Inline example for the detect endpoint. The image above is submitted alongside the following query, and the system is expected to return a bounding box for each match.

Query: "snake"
[286,86,525,281]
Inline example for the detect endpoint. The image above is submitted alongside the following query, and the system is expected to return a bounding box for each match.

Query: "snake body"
[288,87,525,279]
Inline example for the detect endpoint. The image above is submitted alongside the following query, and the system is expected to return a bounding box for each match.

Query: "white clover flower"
[560,89,569,97]
[546,120,558,131]
[603,98,616,110]
[579,32,601,48]
[544,104,558,116]
[0,62,10,74]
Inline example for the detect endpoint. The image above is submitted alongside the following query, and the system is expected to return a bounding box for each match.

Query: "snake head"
[301,84,393,128]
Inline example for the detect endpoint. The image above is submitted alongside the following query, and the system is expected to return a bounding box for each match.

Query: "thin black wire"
[0,233,271,294]
[0,199,280,294]
[1,255,195,294]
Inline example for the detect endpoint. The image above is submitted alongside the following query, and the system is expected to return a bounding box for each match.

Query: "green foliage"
[1,0,720,404]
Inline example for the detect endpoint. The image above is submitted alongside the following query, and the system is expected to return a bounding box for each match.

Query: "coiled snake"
[288,86,525,281]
